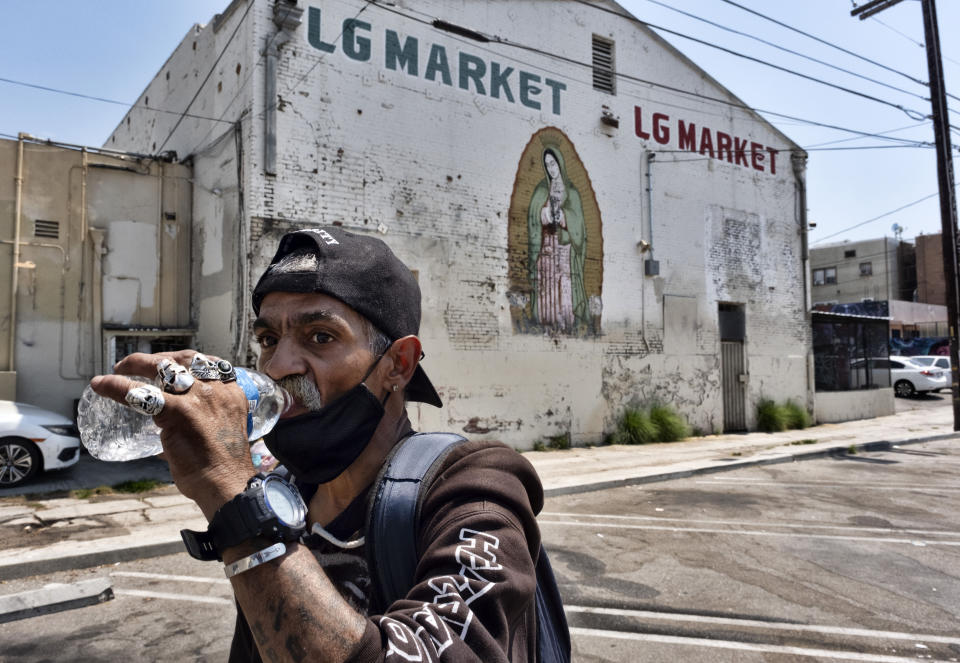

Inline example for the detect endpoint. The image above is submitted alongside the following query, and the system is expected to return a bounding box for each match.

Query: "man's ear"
[385,335,422,387]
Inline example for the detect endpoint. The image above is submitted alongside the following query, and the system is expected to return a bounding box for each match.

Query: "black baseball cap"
[252,227,442,407]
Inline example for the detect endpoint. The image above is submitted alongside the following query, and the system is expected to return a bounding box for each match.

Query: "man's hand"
[89,349,255,520]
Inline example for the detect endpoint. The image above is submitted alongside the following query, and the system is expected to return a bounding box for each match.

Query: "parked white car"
[908,356,951,392]
[0,400,81,487]
[850,357,948,397]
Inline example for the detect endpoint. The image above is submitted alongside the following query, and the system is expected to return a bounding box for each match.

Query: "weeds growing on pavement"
[533,431,572,452]
[757,399,788,432]
[70,479,164,499]
[757,399,814,433]
[783,401,813,429]
[609,404,690,445]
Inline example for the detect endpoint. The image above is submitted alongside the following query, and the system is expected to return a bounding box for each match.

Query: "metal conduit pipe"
[791,151,813,413]
[264,1,303,175]
[8,134,26,372]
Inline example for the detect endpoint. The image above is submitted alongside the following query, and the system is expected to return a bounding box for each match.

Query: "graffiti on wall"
[890,336,949,356]
[507,128,603,335]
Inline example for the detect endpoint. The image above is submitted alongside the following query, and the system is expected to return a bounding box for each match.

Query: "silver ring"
[158,358,195,394]
[217,359,237,383]
[125,384,165,416]
[189,353,221,381]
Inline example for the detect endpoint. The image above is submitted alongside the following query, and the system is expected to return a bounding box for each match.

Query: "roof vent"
[592,35,615,95]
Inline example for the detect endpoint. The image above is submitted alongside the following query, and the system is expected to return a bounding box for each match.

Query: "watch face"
[263,477,306,527]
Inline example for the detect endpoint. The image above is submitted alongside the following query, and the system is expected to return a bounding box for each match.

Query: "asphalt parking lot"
[3,438,959,661]
[543,437,960,662]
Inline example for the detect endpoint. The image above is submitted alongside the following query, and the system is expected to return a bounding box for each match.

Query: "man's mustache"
[277,375,324,412]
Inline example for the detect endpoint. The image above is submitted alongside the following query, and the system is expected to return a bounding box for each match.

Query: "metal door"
[721,341,747,432]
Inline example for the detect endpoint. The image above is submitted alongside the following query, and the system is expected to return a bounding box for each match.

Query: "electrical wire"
[156,0,256,154]
[717,0,928,87]
[811,192,942,244]
[5,1,953,158]
[567,0,932,120]
[0,76,233,126]
[643,0,931,104]
[803,122,928,149]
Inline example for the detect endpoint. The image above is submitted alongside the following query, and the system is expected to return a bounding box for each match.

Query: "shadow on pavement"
[0,451,172,499]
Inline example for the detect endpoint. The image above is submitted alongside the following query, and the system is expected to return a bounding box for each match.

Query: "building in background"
[98,0,814,443]
[810,237,905,306]
[810,235,947,341]
[0,135,192,414]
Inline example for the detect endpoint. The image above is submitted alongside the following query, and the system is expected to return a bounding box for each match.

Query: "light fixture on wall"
[637,239,651,253]
[601,105,620,128]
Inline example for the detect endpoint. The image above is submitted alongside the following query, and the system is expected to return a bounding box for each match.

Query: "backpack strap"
[365,432,467,610]
[535,546,572,663]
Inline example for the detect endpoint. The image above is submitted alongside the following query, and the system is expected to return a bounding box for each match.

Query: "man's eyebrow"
[253,309,341,330]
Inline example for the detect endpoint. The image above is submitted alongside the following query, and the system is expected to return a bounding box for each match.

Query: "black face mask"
[263,358,388,484]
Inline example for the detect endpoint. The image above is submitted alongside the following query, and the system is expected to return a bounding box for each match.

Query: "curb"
[0,578,113,623]
[542,431,959,497]
[2,431,956,580]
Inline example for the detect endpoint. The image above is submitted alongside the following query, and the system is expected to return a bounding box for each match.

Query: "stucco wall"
[105,0,811,446]
[0,138,192,416]
[815,389,895,424]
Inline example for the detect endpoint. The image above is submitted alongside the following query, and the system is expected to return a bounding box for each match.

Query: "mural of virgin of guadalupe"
[527,148,588,331]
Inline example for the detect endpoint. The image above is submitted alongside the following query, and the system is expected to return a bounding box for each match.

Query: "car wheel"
[0,438,41,487]
[894,380,916,398]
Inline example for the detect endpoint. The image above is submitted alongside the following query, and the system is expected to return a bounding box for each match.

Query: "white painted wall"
[106,0,811,445]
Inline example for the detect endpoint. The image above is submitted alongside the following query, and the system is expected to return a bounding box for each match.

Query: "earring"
[392,384,399,392]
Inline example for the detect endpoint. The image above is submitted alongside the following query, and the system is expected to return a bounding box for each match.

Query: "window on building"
[824,267,837,284]
[592,36,615,94]
[860,262,873,276]
[813,269,825,285]
[844,249,857,258]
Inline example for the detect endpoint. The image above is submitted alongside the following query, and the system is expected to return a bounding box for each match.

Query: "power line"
[803,122,928,148]
[0,76,233,126]
[811,192,943,244]
[177,1,372,158]
[718,0,928,87]
[156,0,255,154]
[569,0,931,120]
[643,0,931,104]
[367,1,960,148]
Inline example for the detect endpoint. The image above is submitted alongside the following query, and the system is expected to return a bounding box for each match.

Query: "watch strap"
[180,527,220,561]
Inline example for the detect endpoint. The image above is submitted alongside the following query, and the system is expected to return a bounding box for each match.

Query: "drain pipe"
[792,150,813,413]
[264,1,303,175]
[8,134,26,371]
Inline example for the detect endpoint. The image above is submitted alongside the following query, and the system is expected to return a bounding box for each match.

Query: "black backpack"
[365,433,571,663]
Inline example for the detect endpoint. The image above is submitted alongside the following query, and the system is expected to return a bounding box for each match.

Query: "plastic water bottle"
[77,368,291,461]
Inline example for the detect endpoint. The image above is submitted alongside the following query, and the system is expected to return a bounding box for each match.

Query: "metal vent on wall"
[34,220,60,239]
[592,36,615,94]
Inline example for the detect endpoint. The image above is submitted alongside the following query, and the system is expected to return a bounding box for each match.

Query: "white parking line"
[114,588,233,606]
[538,519,960,546]
[571,627,956,662]
[565,606,960,645]
[541,512,960,538]
[696,479,960,491]
[111,571,230,585]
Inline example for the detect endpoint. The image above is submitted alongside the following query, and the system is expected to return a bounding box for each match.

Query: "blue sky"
[1,0,956,247]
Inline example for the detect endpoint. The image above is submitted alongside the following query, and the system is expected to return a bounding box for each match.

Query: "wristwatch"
[181,473,308,561]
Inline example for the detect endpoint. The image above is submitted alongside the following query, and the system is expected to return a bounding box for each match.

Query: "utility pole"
[852,0,960,430]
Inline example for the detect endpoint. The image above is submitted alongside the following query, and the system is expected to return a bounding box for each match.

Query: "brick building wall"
[107,0,811,443]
